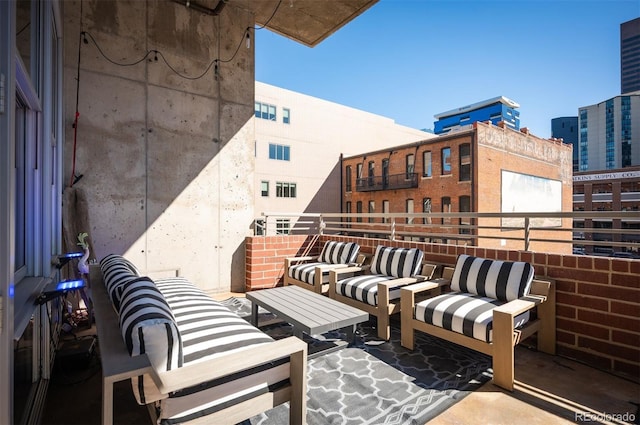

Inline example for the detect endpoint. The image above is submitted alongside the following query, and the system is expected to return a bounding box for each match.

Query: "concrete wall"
[254,82,434,224]
[63,0,255,293]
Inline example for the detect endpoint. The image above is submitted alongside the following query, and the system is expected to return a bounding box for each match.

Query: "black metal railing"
[356,173,418,192]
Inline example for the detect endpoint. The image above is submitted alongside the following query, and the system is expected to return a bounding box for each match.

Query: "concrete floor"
[430,347,639,425]
[41,294,640,425]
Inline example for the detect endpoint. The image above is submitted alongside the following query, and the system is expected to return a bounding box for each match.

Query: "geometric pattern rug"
[222,298,493,425]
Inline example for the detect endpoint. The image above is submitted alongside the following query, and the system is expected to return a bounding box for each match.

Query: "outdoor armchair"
[284,240,365,294]
[328,245,438,340]
[400,254,556,391]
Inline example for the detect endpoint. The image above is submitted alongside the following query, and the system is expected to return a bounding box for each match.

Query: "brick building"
[573,167,640,255]
[341,121,574,253]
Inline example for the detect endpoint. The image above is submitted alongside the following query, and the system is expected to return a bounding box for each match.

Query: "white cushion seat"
[335,274,405,306]
[288,261,349,286]
[414,292,531,343]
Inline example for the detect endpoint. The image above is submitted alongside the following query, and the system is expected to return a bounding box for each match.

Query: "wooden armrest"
[401,278,450,295]
[377,276,424,289]
[285,256,316,264]
[151,336,307,394]
[331,265,369,277]
[493,298,537,317]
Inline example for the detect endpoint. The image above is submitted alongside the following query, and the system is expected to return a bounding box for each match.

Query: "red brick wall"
[245,235,320,290]
[246,234,639,381]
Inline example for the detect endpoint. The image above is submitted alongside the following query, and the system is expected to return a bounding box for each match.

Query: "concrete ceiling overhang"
[173,0,379,47]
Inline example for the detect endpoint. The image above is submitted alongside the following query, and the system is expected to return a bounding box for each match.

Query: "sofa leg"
[537,280,556,355]
[400,292,415,350]
[492,309,515,391]
[289,347,307,425]
[377,313,390,340]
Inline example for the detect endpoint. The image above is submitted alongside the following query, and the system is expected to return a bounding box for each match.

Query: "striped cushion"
[451,255,534,302]
[318,241,360,264]
[100,254,141,311]
[414,292,531,343]
[335,274,403,306]
[370,246,424,278]
[153,277,282,423]
[288,261,346,285]
[118,277,182,405]
[155,277,274,363]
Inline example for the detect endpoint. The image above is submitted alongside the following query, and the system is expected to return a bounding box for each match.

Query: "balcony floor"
[41,294,639,425]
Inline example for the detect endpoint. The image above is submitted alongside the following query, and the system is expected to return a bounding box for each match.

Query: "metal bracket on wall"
[0,73,5,114]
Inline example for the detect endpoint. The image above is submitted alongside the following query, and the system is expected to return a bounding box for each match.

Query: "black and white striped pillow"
[100,254,142,311]
[451,255,534,302]
[318,241,360,264]
[369,245,424,278]
[118,277,182,370]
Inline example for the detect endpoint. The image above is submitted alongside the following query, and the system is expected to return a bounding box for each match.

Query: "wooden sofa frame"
[328,262,441,340]
[89,265,308,425]
[400,266,556,391]
[284,252,368,295]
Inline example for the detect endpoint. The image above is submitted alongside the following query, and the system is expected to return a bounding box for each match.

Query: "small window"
[423,197,432,224]
[345,201,352,224]
[459,143,471,181]
[441,147,451,175]
[406,154,415,179]
[276,182,296,198]
[422,151,432,177]
[442,196,451,224]
[268,143,290,161]
[383,200,390,223]
[276,219,290,235]
[255,101,277,121]
[345,165,352,192]
[368,200,375,223]
[356,201,362,222]
[261,181,269,197]
[283,108,290,124]
[368,161,375,187]
[459,195,471,234]
[406,199,414,224]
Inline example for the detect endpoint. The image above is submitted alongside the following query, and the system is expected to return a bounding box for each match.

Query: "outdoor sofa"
[90,254,307,425]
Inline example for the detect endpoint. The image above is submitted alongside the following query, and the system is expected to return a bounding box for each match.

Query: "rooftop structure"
[433,96,520,135]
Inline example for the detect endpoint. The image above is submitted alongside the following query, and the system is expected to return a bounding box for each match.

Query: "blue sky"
[256,0,639,138]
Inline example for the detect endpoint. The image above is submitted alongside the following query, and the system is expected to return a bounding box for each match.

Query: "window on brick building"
[368,200,375,222]
[459,195,471,234]
[423,197,432,224]
[422,151,432,177]
[406,154,415,179]
[442,196,451,224]
[368,161,375,187]
[459,143,471,181]
[383,200,390,223]
[442,147,451,175]
[346,165,352,192]
[406,199,414,224]
[356,201,363,222]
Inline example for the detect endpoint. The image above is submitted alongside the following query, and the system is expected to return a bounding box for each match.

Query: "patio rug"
[224,297,493,425]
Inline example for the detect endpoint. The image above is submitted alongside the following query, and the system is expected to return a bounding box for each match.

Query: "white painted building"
[254,81,435,234]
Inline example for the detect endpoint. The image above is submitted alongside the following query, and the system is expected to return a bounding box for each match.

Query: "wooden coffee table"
[246,285,368,357]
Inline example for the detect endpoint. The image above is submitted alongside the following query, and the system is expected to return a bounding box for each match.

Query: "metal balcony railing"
[355,173,418,192]
[257,211,640,257]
